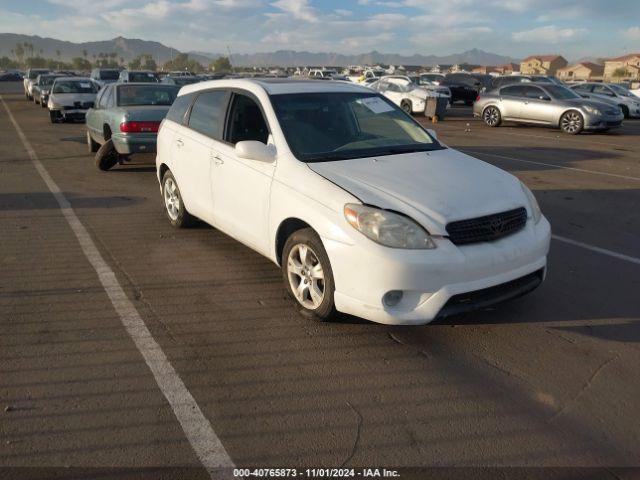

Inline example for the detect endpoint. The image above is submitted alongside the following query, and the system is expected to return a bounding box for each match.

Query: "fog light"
[383,290,403,307]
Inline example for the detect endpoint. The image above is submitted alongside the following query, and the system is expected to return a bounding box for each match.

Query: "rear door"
[171,90,230,223]
[210,91,275,255]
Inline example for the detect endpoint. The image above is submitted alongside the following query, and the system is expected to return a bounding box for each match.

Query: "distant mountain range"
[0,33,519,67]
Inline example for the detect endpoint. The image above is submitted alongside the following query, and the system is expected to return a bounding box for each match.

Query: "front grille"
[446,207,527,245]
[437,269,544,319]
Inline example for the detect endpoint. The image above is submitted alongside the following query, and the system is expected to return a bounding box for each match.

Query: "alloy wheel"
[483,107,500,126]
[561,112,582,134]
[287,243,325,310]
[163,177,180,221]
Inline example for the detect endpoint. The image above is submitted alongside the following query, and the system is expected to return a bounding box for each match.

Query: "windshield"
[52,80,98,94]
[117,85,179,106]
[100,70,120,80]
[545,85,581,100]
[270,92,441,162]
[609,84,632,97]
[129,72,158,82]
[39,76,59,86]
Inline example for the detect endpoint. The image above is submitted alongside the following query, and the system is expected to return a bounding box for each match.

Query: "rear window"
[100,70,120,80]
[166,93,194,124]
[129,72,158,82]
[117,85,179,106]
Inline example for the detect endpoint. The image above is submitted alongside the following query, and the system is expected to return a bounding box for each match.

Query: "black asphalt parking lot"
[1,82,639,479]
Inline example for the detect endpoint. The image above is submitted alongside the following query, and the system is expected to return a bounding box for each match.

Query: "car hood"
[49,93,96,105]
[308,148,527,235]
[564,97,617,110]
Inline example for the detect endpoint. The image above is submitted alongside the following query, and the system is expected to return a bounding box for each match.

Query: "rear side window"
[500,85,526,97]
[187,90,229,140]
[166,93,194,124]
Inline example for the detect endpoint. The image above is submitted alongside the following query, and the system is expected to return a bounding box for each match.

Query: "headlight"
[583,105,601,115]
[344,204,436,249]
[520,182,542,224]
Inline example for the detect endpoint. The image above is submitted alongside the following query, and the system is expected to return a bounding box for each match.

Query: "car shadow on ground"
[0,192,144,210]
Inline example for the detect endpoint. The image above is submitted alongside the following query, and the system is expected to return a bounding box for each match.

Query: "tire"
[482,106,501,127]
[33,96,39,105]
[94,139,119,171]
[560,110,584,135]
[49,110,59,123]
[161,170,195,228]
[87,130,100,153]
[41,100,47,109]
[282,228,336,321]
[620,105,629,119]
[401,100,412,115]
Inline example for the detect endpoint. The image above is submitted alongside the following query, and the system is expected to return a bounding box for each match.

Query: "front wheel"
[282,228,336,321]
[483,106,501,127]
[49,110,60,123]
[161,170,195,228]
[620,105,629,119]
[560,110,584,135]
[401,101,412,114]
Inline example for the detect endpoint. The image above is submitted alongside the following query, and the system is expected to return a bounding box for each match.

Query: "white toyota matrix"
[156,79,550,325]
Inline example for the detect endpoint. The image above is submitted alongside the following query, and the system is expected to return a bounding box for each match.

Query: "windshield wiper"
[305,152,356,163]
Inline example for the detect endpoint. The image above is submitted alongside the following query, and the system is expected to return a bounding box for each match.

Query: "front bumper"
[583,112,624,130]
[112,133,157,155]
[50,108,89,121]
[324,216,551,325]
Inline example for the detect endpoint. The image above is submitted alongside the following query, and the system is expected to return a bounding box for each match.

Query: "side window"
[501,85,526,97]
[187,90,228,140]
[104,86,115,108]
[593,85,614,96]
[226,93,269,145]
[166,93,194,124]
[524,86,545,99]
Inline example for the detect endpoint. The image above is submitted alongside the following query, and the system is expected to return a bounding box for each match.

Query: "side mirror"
[235,140,276,163]
[427,129,437,139]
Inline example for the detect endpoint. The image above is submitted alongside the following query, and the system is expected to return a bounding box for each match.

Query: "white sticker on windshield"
[80,82,91,88]
[357,96,394,114]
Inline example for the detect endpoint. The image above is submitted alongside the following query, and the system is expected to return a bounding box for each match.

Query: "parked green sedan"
[86,83,180,170]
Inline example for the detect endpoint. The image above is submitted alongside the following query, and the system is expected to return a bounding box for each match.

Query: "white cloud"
[621,26,640,40]
[271,0,319,23]
[512,25,586,43]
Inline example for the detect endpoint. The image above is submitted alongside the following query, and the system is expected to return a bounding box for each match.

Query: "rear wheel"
[87,130,100,153]
[560,110,583,135]
[161,170,195,228]
[94,139,119,171]
[282,228,336,321]
[482,106,501,127]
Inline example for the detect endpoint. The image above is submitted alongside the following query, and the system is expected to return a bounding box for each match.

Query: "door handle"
[212,153,224,166]
[175,138,184,148]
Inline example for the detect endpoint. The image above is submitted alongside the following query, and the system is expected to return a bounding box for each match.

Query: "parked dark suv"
[441,73,493,105]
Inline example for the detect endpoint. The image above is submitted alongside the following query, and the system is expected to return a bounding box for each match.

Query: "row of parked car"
[22,67,183,169]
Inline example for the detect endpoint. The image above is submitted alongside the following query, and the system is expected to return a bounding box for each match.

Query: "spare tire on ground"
[95,139,119,171]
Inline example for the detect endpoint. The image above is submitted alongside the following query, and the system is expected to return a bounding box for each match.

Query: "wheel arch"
[275,217,314,266]
[103,124,112,140]
[558,108,583,127]
[158,163,170,183]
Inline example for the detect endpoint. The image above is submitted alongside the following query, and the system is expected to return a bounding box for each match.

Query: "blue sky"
[1,0,638,59]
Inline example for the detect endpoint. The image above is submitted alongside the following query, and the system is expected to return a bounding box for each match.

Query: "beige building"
[557,62,604,81]
[495,63,519,74]
[520,55,568,75]
[472,66,498,74]
[604,53,640,81]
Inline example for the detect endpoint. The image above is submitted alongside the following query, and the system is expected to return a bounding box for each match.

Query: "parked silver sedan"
[570,82,640,119]
[473,83,623,134]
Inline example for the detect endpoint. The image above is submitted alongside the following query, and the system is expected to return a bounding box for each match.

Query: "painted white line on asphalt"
[0,95,234,478]
[552,234,640,266]
[462,149,640,182]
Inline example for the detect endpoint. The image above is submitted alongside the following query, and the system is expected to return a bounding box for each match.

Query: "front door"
[210,92,275,256]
